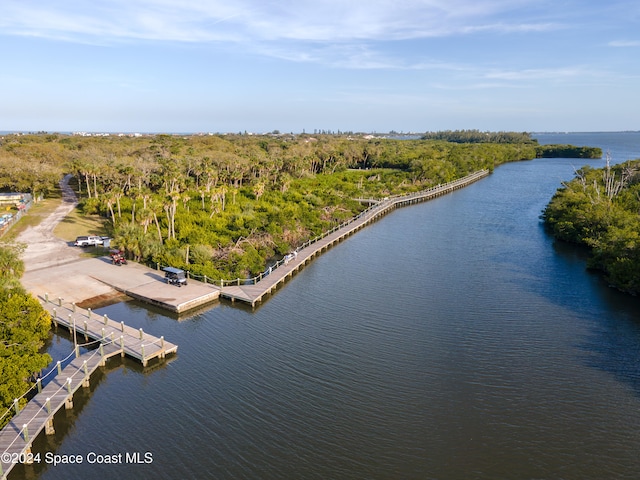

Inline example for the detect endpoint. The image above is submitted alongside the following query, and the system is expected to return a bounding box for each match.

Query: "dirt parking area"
[17,175,120,305]
[18,176,220,311]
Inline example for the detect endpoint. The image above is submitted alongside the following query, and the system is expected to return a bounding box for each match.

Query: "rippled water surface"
[23,133,640,480]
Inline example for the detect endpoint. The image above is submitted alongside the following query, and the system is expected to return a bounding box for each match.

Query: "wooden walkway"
[221,169,489,307]
[41,296,178,366]
[0,297,178,479]
[0,345,121,479]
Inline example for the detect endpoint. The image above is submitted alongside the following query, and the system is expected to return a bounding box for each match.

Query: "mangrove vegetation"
[543,158,640,295]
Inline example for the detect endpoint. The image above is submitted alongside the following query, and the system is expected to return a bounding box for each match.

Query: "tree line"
[536,144,602,158]
[421,129,537,144]
[543,159,640,294]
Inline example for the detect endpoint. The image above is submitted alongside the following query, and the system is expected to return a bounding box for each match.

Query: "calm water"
[19,133,640,480]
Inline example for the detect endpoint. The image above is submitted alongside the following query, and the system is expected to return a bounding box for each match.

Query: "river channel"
[21,132,640,480]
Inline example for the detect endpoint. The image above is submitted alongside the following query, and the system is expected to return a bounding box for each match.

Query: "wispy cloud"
[608,40,640,47]
[483,67,586,81]
[0,0,587,72]
[0,1,557,43]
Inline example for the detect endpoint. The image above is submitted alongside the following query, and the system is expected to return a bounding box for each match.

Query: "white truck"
[74,235,104,247]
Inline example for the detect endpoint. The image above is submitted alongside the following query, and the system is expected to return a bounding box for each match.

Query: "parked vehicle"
[163,267,187,287]
[109,250,127,266]
[74,235,104,247]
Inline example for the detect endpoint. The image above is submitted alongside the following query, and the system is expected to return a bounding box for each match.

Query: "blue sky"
[1,0,639,133]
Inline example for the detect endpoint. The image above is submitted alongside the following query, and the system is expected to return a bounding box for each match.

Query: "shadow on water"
[550,238,640,398]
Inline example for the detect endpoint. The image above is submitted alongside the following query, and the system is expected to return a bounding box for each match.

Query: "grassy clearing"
[53,207,108,242]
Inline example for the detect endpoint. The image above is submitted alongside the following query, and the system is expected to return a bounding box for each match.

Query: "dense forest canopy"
[0,132,599,280]
[543,159,640,294]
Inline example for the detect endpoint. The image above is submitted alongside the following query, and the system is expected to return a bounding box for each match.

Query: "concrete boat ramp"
[21,257,221,314]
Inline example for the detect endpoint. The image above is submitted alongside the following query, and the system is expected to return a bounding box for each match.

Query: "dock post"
[44,398,55,434]
[22,424,29,443]
[87,308,92,320]
[13,398,20,415]
[65,378,73,409]
[70,314,77,352]
[204,275,207,284]
[52,308,57,328]
[58,297,62,307]
[161,336,164,348]
[99,343,105,366]
[141,344,146,366]
[84,321,88,339]
[121,321,124,332]
[82,360,90,387]
[139,328,143,340]
[45,292,49,303]
[104,314,108,325]
[120,336,125,357]
[57,361,62,375]
[45,418,55,435]
[72,303,76,313]
[101,328,105,340]
[37,378,42,394]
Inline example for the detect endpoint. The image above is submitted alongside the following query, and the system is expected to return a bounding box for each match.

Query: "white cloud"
[0,0,556,44]
[608,40,640,47]
[0,0,591,72]
[483,67,585,81]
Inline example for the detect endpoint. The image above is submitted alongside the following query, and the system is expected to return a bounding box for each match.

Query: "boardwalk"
[0,345,121,479]
[0,298,178,479]
[221,169,489,306]
[41,296,178,366]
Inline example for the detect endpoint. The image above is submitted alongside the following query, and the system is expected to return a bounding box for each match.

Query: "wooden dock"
[0,345,121,479]
[41,296,178,366]
[221,169,489,307]
[0,297,178,479]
